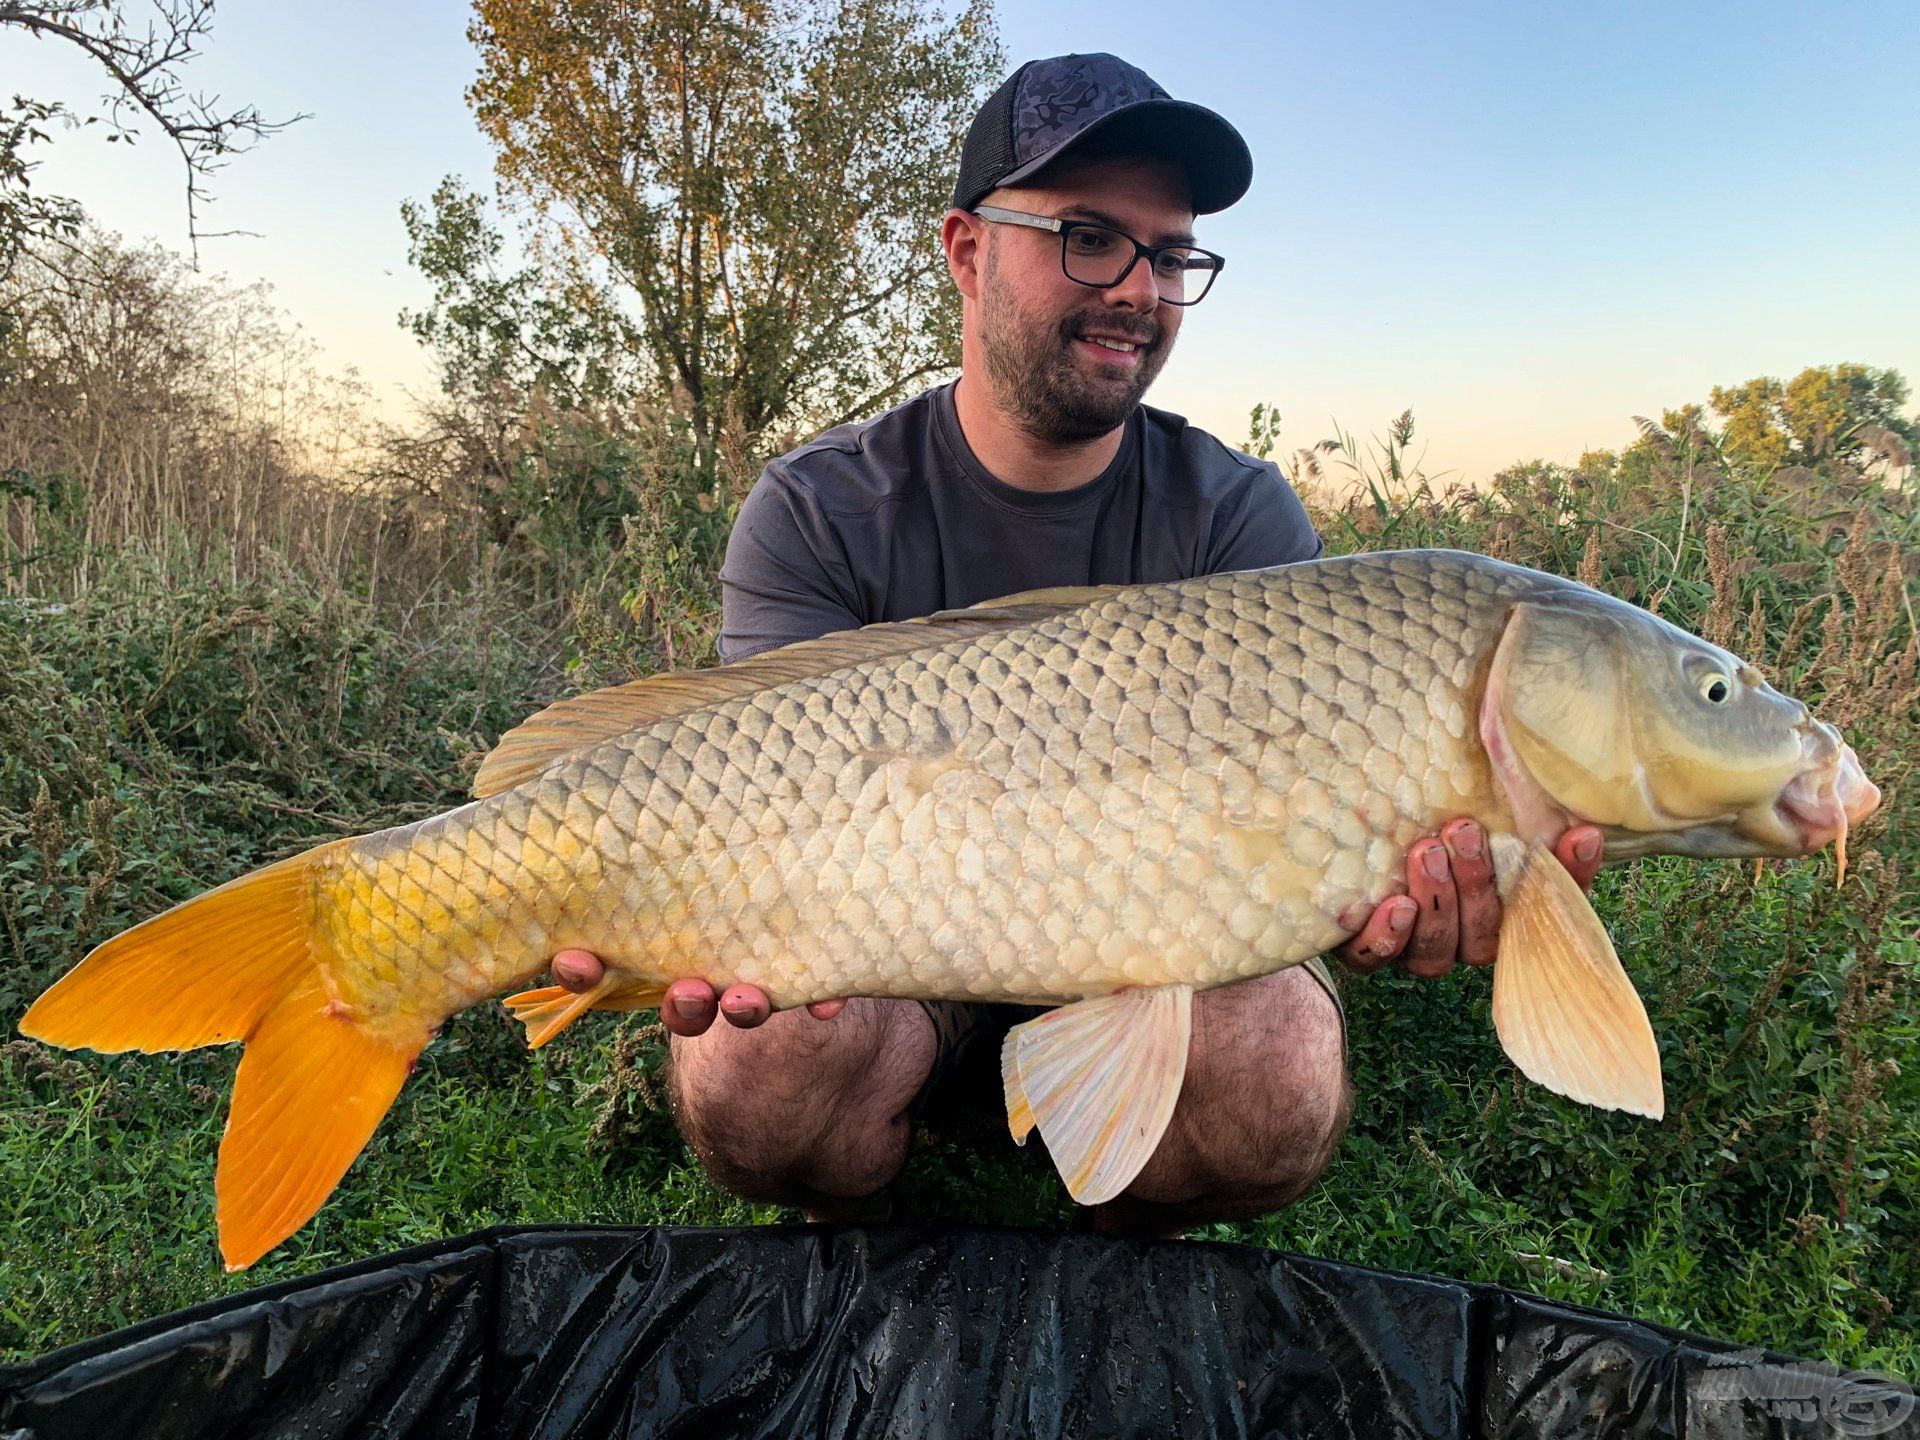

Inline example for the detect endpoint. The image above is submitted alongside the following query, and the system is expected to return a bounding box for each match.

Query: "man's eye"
[1067,229,1117,255]
[1154,249,1198,277]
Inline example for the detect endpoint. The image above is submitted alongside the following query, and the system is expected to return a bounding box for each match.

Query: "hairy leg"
[1090,965,1353,1237]
[667,997,936,1218]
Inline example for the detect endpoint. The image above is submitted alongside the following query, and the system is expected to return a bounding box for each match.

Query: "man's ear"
[942,208,985,302]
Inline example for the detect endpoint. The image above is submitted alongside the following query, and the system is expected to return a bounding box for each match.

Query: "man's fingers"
[552,949,605,993]
[661,981,832,1032]
[717,984,773,1029]
[1442,819,1501,966]
[661,979,721,1037]
[1336,897,1417,975]
[1401,838,1459,978]
[1555,825,1605,892]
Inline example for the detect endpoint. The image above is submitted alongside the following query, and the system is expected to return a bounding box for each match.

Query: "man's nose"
[1103,256,1161,312]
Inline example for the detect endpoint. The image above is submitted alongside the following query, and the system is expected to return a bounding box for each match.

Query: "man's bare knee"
[668,998,934,1206]
[1096,967,1352,1232]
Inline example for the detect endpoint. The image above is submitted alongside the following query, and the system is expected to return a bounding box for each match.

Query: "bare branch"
[0,0,303,265]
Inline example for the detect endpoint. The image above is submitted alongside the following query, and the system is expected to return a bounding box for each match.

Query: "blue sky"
[5,0,1916,483]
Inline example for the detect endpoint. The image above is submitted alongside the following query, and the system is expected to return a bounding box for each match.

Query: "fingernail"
[672,996,707,1020]
[1423,845,1449,882]
[1453,824,1482,861]
[1389,900,1416,933]
[1576,834,1601,866]
[721,994,755,1014]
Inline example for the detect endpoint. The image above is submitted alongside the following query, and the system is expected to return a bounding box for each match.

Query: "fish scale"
[315,550,1528,1030]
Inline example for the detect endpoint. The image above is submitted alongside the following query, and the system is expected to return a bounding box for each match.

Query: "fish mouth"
[1745,729,1880,880]
[1774,743,1879,848]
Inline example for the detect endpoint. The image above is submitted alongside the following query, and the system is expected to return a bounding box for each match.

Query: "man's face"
[970,156,1195,444]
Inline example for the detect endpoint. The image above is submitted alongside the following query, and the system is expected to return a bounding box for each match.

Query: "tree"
[400,176,634,412]
[1710,363,1917,476]
[459,0,1000,450]
[0,0,296,276]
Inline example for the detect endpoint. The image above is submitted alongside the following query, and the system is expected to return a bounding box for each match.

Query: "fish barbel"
[20,550,1879,1268]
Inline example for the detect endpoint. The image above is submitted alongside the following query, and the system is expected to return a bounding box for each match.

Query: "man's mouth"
[1073,329,1153,366]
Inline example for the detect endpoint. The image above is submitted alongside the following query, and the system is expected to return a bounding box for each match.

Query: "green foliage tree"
[0,1,296,275]
[1599,367,1916,494]
[400,176,633,411]
[0,94,77,273]
[1710,363,1917,475]
[455,0,1000,450]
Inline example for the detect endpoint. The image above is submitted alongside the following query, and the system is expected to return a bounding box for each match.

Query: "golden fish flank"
[339,560,1504,1016]
[19,550,1880,1270]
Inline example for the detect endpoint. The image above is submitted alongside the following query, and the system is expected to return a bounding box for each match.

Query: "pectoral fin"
[1491,842,1664,1119]
[1000,984,1194,1205]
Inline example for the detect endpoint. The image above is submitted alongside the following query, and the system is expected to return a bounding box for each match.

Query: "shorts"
[908,956,1347,1126]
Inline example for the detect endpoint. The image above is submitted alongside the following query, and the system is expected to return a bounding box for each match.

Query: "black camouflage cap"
[952,53,1252,215]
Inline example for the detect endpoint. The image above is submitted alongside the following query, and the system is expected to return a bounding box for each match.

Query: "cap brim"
[985,99,1252,215]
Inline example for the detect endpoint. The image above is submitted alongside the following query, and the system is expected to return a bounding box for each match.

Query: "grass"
[0,406,1914,1383]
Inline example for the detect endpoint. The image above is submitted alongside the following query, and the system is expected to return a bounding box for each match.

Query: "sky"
[5,0,1917,484]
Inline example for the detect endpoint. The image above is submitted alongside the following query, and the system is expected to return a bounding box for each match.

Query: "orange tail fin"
[19,841,427,1271]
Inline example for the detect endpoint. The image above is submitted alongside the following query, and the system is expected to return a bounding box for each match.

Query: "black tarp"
[1,1225,1913,1439]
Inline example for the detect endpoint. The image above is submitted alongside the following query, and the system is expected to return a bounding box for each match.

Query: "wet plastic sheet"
[2,1224,1914,1438]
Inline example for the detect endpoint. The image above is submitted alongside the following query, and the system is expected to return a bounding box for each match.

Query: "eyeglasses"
[971,205,1225,306]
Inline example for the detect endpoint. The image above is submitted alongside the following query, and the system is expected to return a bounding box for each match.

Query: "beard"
[978,252,1175,444]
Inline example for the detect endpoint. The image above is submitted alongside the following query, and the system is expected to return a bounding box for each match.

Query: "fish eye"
[1700,673,1731,704]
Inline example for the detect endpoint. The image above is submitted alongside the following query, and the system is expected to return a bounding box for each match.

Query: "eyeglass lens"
[1062,224,1220,304]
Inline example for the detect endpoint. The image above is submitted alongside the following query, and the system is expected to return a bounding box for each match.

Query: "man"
[552,54,1601,1235]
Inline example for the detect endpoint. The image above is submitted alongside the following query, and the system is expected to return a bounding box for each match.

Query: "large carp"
[21,550,1878,1269]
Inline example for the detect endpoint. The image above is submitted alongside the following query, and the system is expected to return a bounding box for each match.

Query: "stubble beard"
[978,249,1174,445]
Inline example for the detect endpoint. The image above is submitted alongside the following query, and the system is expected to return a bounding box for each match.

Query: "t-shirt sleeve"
[718,466,866,663]
[1203,461,1324,573]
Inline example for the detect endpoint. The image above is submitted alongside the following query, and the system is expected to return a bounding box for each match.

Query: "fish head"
[1481,595,1880,862]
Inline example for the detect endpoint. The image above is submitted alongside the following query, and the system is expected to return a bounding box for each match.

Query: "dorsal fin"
[969,583,1128,610]
[472,589,1118,798]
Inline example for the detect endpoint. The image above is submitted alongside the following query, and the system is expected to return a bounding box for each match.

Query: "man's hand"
[1335,821,1604,979]
[548,950,845,1038]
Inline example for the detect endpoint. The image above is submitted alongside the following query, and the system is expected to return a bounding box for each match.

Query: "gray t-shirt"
[719,380,1321,661]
